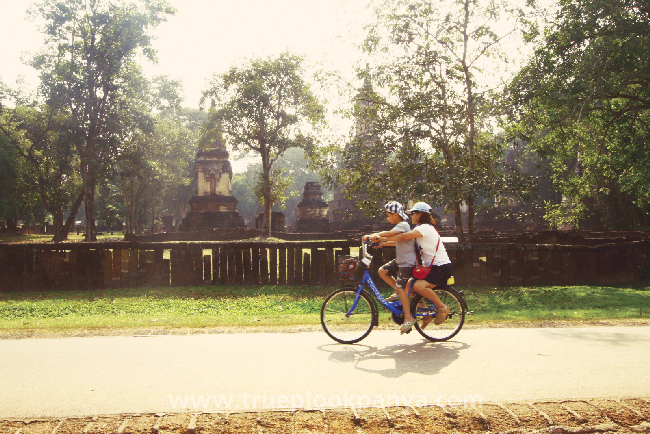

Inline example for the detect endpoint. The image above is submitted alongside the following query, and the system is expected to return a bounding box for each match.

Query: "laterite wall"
[0,239,647,291]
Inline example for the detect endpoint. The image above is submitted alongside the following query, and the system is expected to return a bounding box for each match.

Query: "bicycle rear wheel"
[321,288,376,344]
[411,287,466,342]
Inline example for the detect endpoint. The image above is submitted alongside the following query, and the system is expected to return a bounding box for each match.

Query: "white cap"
[405,202,432,215]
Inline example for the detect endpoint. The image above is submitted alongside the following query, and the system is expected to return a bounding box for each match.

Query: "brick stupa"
[179,126,245,231]
[295,182,330,232]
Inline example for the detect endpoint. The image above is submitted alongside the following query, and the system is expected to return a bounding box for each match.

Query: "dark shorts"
[422,263,453,287]
[380,260,415,289]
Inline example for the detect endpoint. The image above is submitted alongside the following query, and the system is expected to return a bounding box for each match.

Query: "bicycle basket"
[338,257,358,281]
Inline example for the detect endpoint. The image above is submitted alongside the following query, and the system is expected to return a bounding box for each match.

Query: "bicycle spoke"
[321,289,375,344]
[412,287,465,342]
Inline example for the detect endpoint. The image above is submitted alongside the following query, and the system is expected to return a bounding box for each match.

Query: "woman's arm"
[373,229,422,243]
[363,229,398,242]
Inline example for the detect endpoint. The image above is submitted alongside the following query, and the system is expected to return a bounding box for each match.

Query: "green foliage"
[202,52,326,236]
[510,0,650,229]
[0,98,83,239]
[232,147,330,226]
[252,168,296,212]
[28,0,175,240]
[316,0,539,240]
[115,102,199,234]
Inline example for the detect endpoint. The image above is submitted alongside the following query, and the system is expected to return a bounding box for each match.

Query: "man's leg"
[378,267,398,291]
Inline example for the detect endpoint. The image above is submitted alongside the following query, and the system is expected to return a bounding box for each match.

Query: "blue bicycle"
[321,240,471,344]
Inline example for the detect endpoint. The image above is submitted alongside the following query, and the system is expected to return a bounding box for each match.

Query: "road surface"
[0,326,648,418]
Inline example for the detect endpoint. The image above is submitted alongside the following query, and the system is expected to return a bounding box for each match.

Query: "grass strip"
[0,283,648,334]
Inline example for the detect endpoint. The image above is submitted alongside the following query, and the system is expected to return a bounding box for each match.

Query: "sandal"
[434,305,449,325]
[400,320,415,335]
[386,293,400,302]
[417,300,432,329]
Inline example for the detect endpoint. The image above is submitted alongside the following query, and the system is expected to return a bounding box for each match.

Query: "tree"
[116,108,197,234]
[0,97,83,241]
[112,76,198,234]
[232,148,328,227]
[273,147,331,225]
[0,131,40,231]
[202,52,326,237]
[317,0,538,240]
[29,0,175,240]
[509,0,650,229]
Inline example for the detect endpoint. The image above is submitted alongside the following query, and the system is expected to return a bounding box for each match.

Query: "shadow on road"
[318,340,470,378]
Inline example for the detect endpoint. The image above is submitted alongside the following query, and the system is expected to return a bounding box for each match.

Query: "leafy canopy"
[510,0,650,229]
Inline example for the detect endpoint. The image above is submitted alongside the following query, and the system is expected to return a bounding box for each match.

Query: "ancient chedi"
[296,182,330,232]
[179,123,245,231]
[329,72,382,231]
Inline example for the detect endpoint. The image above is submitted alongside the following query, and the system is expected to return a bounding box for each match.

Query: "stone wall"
[1,234,648,291]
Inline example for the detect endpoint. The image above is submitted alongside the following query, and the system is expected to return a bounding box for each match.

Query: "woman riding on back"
[372,202,453,334]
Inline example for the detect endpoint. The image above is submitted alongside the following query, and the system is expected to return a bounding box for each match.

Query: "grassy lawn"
[0,283,649,336]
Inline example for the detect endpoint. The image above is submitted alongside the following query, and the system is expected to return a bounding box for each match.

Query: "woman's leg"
[413,279,444,308]
[413,279,449,325]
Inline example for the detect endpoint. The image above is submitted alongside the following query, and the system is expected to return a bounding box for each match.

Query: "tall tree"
[0,129,40,232]
[319,0,537,240]
[0,79,83,241]
[202,52,326,237]
[29,0,174,240]
[1,105,83,241]
[509,0,650,229]
[114,76,197,234]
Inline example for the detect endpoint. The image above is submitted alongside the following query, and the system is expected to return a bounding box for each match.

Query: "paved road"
[1,326,649,418]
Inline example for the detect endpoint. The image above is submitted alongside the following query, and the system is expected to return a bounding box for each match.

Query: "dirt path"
[2,398,649,433]
[1,318,648,340]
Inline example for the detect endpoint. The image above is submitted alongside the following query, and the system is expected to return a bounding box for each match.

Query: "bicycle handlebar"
[361,240,374,266]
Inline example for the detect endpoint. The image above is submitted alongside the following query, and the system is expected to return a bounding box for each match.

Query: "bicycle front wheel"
[411,287,466,342]
[321,288,376,344]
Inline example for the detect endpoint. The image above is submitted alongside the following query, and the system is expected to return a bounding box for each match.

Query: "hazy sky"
[0,0,371,107]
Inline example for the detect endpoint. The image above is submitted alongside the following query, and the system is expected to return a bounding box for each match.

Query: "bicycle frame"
[345,242,430,320]
[349,269,440,319]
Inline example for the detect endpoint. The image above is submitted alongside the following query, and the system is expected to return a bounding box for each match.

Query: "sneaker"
[386,293,400,302]
[400,320,415,335]
[434,305,449,325]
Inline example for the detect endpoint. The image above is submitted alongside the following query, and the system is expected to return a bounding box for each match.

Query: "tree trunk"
[453,203,465,242]
[151,201,157,233]
[58,190,85,242]
[261,145,272,238]
[6,217,17,233]
[51,206,65,243]
[262,171,272,238]
[462,0,476,242]
[466,196,475,242]
[81,159,97,241]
